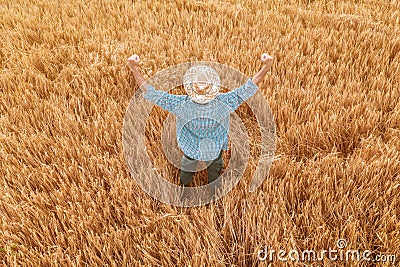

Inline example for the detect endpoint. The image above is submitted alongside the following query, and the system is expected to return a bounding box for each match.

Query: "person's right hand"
[127,54,140,70]
[261,53,273,69]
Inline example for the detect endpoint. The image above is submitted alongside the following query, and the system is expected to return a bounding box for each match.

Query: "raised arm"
[218,53,274,111]
[127,54,149,94]
[251,53,274,86]
[126,54,187,113]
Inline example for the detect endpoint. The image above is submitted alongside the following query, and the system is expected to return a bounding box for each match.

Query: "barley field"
[1,0,399,266]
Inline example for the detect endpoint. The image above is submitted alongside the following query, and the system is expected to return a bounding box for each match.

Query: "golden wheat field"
[1,0,399,266]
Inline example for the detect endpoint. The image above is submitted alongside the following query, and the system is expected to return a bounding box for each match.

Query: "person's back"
[143,70,258,161]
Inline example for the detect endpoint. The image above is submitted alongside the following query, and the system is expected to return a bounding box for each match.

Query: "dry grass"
[1,0,399,266]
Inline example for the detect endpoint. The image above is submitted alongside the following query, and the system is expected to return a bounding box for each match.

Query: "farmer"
[127,54,273,195]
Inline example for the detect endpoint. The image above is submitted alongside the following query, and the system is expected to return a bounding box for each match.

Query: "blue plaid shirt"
[143,78,258,161]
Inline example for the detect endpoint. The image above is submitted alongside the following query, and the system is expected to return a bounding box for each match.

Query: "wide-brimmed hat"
[183,65,220,104]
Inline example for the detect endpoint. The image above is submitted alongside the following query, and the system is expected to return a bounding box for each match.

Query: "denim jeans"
[180,150,223,186]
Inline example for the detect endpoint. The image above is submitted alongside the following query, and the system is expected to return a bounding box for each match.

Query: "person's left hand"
[261,53,273,69]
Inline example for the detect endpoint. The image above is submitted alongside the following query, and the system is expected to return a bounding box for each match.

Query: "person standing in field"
[127,54,273,198]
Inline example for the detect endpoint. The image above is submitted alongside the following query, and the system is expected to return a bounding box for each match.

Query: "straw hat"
[183,65,220,104]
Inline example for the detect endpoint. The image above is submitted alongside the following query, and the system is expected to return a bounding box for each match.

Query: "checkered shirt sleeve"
[143,85,187,113]
[217,78,258,111]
